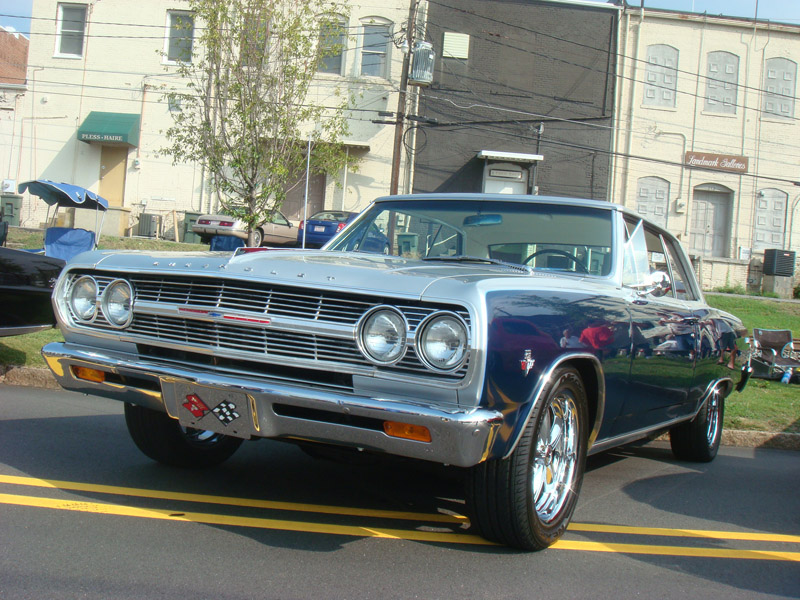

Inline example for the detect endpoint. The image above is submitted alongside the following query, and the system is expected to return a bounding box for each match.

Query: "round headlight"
[102,279,133,327]
[358,307,407,365]
[69,276,98,321]
[417,313,468,371]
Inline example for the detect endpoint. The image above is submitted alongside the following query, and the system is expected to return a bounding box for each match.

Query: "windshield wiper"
[421,255,531,274]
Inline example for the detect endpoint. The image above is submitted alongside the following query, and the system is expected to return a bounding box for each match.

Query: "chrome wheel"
[705,389,721,447]
[532,392,580,523]
[252,229,264,247]
[182,427,226,445]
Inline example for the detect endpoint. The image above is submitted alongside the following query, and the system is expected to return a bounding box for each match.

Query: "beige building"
[10,0,418,238]
[613,7,800,291]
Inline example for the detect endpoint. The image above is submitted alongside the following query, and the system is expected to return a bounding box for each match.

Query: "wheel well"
[567,358,602,446]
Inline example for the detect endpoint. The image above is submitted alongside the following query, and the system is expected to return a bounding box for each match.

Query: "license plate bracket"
[164,381,258,440]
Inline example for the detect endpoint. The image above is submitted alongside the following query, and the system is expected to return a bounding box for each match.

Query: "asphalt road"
[1,384,798,600]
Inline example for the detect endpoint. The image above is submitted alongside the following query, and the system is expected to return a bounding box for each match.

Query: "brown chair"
[751,328,800,380]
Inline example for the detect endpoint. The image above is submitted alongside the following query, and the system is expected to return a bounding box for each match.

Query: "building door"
[690,186,731,257]
[753,188,786,251]
[99,145,129,207]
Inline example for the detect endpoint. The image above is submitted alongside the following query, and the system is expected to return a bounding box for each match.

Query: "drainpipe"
[786,193,800,251]
[621,5,643,208]
[684,14,708,240]
[609,8,626,203]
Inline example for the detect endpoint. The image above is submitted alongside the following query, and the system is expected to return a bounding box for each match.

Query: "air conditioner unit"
[409,42,435,86]
[763,249,796,277]
[138,213,161,238]
[1,179,16,193]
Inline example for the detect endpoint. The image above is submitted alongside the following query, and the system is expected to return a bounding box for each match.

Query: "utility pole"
[389,0,418,195]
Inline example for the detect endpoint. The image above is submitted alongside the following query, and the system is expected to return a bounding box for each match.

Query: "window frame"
[164,10,195,65]
[317,16,347,75]
[55,3,87,59]
[359,19,392,78]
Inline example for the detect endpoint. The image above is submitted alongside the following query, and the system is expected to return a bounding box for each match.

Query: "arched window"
[643,44,678,108]
[359,17,392,78]
[318,14,347,75]
[705,51,739,114]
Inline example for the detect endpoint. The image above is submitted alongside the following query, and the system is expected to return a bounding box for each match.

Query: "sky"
[0,0,799,35]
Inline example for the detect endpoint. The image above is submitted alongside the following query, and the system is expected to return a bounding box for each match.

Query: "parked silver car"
[41,193,750,551]
[192,210,296,247]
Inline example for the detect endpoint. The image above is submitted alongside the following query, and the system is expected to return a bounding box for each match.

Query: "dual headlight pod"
[69,276,133,328]
[357,306,468,372]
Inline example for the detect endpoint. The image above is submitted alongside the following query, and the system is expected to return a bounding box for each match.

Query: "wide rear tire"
[466,367,588,550]
[669,385,725,462]
[124,403,243,468]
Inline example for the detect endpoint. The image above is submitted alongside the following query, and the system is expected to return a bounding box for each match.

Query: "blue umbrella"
[18,179,109,211]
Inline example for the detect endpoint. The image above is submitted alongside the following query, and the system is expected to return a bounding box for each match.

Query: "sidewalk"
[2,364,798,451]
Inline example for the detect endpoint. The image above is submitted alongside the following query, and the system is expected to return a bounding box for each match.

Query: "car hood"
[72,249,599,301]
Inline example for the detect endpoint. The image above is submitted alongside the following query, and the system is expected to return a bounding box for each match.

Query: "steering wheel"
[522,249,589,273]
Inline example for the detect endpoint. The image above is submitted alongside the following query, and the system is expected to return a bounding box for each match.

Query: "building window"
[753,188,787,251]
[763,57,796,119]
[705,51,739,114]
[636,176,670,229]
[56,3,87,57]
[643,44,678,108]
[318,17,346,74]
[165,11,194,63]
[360,20,391,77]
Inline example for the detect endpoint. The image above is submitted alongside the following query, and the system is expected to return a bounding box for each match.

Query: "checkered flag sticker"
[212,401,240,426]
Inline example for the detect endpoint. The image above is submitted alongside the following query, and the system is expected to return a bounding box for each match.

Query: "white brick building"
[613,7,800,291]
[10,0,417,238]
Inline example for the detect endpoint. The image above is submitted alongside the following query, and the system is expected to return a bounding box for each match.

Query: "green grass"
[706,294,800,334]
[6,227,207,252]
[1,235,798,434]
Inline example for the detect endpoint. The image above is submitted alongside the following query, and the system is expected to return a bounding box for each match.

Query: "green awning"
[77,111,140,147]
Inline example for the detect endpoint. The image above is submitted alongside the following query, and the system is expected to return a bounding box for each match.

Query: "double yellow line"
[1,474,798,560]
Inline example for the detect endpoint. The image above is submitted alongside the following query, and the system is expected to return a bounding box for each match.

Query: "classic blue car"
[297,210,356,248]
[41,194,749,550]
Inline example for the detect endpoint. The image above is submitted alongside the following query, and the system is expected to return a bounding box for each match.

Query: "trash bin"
[183,211,202,244]
[1,194,22,227]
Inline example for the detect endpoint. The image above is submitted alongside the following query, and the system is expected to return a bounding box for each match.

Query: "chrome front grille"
[66,271,472,382]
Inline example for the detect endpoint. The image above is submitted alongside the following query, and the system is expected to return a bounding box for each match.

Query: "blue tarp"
[18,180,109,211]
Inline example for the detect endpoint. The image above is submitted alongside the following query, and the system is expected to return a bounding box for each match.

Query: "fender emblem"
[520,350,535,376]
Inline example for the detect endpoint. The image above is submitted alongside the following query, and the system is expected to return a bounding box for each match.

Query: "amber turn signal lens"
[73,367,106,383]
[383,421,432,443]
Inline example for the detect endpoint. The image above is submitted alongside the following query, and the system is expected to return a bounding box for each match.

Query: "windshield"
[327,199,614,276]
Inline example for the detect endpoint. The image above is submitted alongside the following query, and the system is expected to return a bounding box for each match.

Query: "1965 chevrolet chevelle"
[42,194,750,550]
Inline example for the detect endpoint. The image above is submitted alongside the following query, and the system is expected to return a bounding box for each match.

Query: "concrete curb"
[2,366,799,450]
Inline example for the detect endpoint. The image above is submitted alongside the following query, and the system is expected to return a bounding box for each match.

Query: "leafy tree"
[163,0,354,246]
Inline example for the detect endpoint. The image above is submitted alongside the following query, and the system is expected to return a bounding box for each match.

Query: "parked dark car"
[41,194,750,550]
[0,247,64,336]
[297,210,356,248]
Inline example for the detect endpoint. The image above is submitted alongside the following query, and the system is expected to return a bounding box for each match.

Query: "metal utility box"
[1,194,22,226]
[182,211,202,244]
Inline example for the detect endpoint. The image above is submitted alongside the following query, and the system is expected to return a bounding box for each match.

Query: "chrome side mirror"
[637,270,672,297]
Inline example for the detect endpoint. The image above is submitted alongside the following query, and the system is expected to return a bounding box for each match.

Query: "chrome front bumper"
[42,342,502,468]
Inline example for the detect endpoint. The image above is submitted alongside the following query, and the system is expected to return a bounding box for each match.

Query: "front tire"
[466,367,588,550]
[124,403,243,468]
[669,386,724,462]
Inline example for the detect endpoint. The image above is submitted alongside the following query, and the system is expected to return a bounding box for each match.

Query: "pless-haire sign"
[684,152,748,174]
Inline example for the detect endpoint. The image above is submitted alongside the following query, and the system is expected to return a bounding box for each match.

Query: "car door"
[262,211,295,246]
[612,217,698,435]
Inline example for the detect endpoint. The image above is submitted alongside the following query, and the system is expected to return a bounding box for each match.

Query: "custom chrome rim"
[532,392,579,523]
[705,389,721,447]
